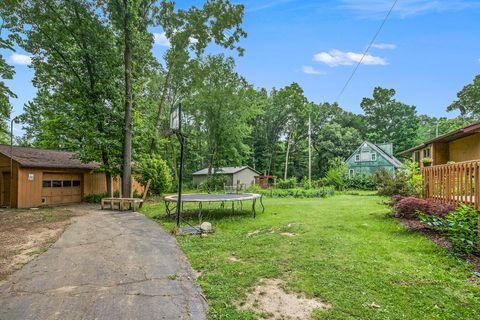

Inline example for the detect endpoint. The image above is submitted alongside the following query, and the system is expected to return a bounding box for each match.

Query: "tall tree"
[184,55,258,175]
[105,0,157,197]
[5,0,126,195]
[447,74,480,120]
[0,8,15,142]
[361,87,418,154]
[149,0,247,151]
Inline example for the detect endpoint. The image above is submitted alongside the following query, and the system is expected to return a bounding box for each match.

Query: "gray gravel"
[0,206,207,320]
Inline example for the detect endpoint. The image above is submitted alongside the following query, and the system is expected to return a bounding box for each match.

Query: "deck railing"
[422,160,480,208]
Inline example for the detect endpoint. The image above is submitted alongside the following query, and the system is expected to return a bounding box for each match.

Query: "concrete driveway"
[0,205,207,320]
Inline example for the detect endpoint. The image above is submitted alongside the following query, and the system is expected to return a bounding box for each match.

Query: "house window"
[42,180,52,188]
[423,148,431,158]
[63,180,72,187]
[371,153,377,161]
[349,169,354,176]
[355,154,360,162]
[72,180,81,187]
[414,150,420,163]
[52,180,62,188]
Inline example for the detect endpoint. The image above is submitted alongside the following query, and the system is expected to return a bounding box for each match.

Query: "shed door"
[41,173,82,205]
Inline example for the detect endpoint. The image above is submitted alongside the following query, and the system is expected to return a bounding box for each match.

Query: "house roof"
[398,122,480,156]
[192,166,260,176]
[0,145,100,170]
[347,141,403,168]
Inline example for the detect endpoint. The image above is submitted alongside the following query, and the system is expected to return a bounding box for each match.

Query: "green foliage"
[198,175,229,192]
[346,173,376,190]
[256,186,335,198]
[361,87,419,154]
[311,121,363,176]
[276,177,297,189]
[373,161,422,197]
[420,203,480,255]
[322,158,348,190]
[373,168,409,197]
[136,155,172,195]
[447,74,480,120]
[84,193,107,204]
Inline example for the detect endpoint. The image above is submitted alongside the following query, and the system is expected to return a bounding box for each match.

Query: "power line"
[335,0,399,103]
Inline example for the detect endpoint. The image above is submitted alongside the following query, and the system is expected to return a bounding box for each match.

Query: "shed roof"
[398,122,480,156]
[0,145,100,170]
[192,166,260,176]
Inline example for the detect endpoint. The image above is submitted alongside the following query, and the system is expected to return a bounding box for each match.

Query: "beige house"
[399,122,480,168]
[192,166,260,188]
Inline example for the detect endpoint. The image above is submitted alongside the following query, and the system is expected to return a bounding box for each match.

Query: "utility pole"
[308,115,312,186]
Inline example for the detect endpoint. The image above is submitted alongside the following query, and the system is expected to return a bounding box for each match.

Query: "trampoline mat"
[164,193,261,202]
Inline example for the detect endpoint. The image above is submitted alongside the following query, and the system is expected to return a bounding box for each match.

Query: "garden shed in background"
[192,166,260,188]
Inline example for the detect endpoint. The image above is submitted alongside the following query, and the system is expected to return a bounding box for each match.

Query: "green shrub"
[256,186,335,198]
[420,203,479,255]
[346,173,375,190]
[322,158,348,190]
[84,193,106,203]
[136,155,173,195]
[373,162,422,197]
[198,174,229,192]
[277,177,297,189]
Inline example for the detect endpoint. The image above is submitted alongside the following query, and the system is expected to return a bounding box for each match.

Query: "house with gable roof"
[346,142,403,176]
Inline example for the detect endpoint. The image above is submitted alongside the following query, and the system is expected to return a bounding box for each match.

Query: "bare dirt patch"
[0,207,84,281]
[237,279,330,319]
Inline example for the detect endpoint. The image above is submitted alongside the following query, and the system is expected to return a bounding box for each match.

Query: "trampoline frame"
[163,193,264,220]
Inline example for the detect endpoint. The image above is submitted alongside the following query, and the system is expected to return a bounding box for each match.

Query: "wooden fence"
[422,160,480,209]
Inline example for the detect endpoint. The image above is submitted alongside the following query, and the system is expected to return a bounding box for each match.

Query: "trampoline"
[163,193,264,219]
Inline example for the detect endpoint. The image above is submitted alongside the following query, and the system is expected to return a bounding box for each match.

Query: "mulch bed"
[398,217,480,273]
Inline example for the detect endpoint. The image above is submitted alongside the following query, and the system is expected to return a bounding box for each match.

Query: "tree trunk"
[149,65,173,152]
[122,0,133,198]
[283,133,291,179]
[105,171,112,197]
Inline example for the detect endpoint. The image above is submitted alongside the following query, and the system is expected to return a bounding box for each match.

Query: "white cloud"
[9,53,32,65]
[313,49,387,67]
[371,43,396,50]
[153,32,170,47]
[302,66,325,75]
[341,0,480,18]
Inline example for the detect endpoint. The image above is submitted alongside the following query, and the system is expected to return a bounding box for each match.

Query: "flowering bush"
[394,197,455,219]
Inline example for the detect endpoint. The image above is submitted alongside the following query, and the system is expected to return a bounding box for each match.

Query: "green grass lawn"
[142,194,480,319]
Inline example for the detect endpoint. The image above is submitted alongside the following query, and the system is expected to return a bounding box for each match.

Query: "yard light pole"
[10,116,20,208]
[170,103,184,229]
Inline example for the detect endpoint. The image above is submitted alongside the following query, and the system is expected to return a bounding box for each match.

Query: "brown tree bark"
[283,133,291,179]
[122,0,133,198]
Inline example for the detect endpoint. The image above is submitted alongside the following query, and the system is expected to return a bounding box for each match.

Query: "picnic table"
[101,197,144,212]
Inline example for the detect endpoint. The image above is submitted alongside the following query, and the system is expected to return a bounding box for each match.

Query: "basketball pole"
[175,103,184,229]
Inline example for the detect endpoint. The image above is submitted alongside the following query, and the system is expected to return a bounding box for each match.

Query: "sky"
[3,0,480,127]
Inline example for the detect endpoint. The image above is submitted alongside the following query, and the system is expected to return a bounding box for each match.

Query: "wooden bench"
[101,197,144,212]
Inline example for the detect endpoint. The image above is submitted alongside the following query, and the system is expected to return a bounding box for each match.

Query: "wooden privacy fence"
[422,160,480,209]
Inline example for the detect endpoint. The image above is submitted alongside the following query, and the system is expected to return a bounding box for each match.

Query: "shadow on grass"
[164,208,255,223]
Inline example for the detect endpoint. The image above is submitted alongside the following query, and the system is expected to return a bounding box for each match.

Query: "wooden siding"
[422,160,480,209]
[410,132,480,168]
[448,133,480,163]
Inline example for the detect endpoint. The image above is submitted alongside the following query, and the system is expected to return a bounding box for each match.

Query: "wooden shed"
[0,145,142,208]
